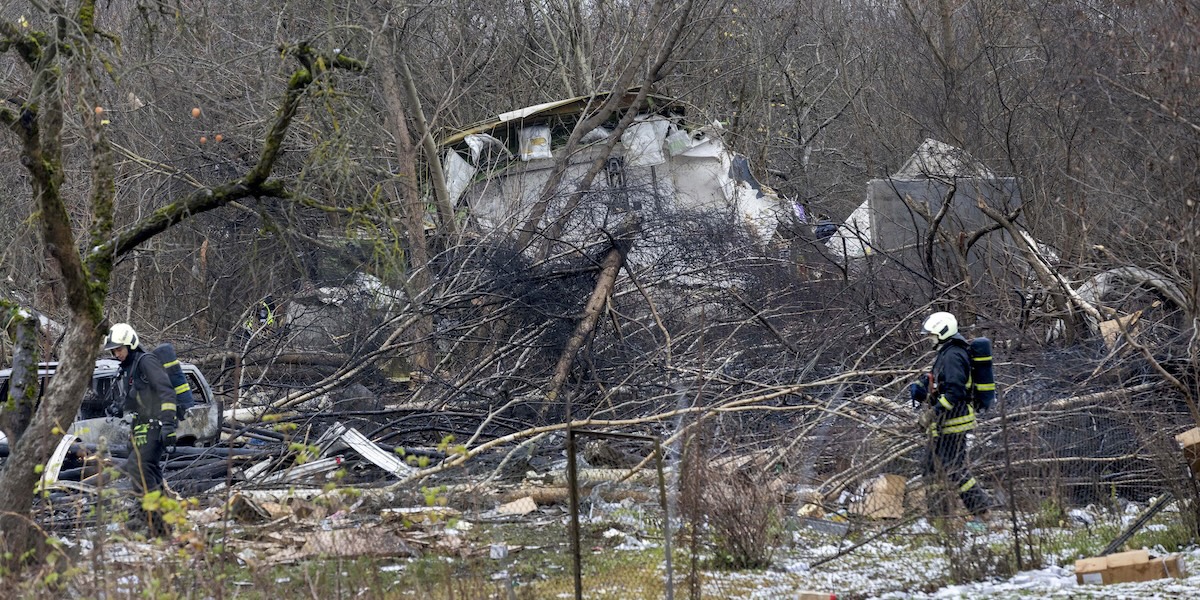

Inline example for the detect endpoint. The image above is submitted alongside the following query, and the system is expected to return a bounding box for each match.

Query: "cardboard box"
[1074,549,1186,585]
[797,502,825,518]
[1099,311,1141,349]
[849,474,906,519]
[1176,427,1200,477]
[796,593,836,600]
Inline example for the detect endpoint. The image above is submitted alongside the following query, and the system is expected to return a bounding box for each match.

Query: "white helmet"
[922,312,958,341]
[102,323,140,350]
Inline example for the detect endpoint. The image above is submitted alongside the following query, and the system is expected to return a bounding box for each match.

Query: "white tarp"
[464,133,510,165]
[443,149,476,207]
[621,116,670,167]
[734,181,780,243]
[669,136,733,210]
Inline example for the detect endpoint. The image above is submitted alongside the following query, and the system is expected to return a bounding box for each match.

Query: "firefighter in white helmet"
[911,311,991,527]
[103,322,178,533]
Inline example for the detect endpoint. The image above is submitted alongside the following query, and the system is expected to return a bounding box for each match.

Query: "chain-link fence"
[524,320,1200,599]
[537,401,1198,599]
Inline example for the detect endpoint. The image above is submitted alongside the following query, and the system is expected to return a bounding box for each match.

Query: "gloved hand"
[105,401,123,419]
[161,423,177,454]
[909,381,928,405]
[917,408,937,430]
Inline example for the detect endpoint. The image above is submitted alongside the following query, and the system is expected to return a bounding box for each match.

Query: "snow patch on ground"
[708,543,1200,599]
[655,518,1191,597]
[582,491,1198,598]
[904,555,1200,599]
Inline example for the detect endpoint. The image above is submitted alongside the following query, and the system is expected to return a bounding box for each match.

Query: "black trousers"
[923,431,990,517]
[122,423,165,495]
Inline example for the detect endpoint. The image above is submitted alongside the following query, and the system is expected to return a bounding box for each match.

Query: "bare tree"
[0,2,363,561]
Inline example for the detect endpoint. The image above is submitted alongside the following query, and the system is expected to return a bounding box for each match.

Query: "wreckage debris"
[27,421,426,503]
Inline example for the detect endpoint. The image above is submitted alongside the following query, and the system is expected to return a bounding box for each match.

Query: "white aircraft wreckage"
[438,91,784,276]
[816,138,1186,341]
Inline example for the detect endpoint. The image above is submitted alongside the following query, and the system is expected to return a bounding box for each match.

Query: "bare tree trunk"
[0,319,102,559]
[567,0,595,94]
[400,55,457,236]
[976,197,1103,330]
[1,8,361,561]
[0,309,39,445]
[901,0,964,143]
[529,0,577,96]
[935,0,963,143]
[371,7,435,371]
[0,5,109,560]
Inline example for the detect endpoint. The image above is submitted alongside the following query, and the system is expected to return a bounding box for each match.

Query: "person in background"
[243,295,277,338]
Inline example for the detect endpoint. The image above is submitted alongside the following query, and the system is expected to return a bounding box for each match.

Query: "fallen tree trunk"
[976,198,1102,332]
[499,485,654,505]
[547,217,639,405]
[1078,266,1189,312]
[999,382,1168,422]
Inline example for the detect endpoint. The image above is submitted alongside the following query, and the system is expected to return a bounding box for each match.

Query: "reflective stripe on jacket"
[120,349,179,426]
[928,335,975,435]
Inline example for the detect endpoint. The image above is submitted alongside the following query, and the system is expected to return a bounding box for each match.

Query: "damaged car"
[0,357,222,448]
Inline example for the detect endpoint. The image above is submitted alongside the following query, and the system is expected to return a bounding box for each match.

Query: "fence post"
[655,439,675,600]
[566,429,674,598]
[567,427,583,600]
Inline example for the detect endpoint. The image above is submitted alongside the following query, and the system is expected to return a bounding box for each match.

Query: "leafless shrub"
[678,426,784,572]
